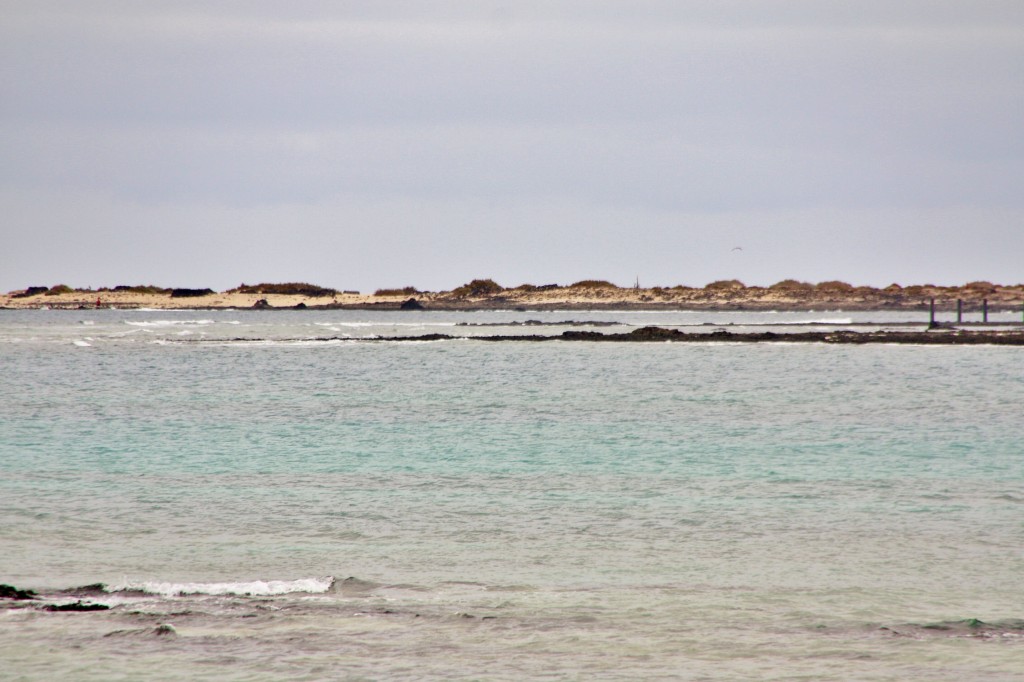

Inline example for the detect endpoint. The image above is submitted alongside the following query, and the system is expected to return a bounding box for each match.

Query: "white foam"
[109,576,335,597]
[125,319,218,327]
[805,318,854,325]
[542,309,701,314]
[72,339,92,347]
[110,328,150,338]
[317,322,458,328]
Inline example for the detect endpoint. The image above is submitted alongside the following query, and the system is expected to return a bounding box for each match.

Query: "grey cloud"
[1,1,1022,291]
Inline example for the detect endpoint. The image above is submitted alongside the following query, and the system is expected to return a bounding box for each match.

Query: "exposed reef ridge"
[389,327,1024,345]
[208,327,1024,345]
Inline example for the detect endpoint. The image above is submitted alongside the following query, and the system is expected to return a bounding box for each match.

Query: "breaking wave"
[108,576,335,597]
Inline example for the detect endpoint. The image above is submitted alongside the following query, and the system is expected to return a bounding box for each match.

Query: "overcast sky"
[2,1,1022,292]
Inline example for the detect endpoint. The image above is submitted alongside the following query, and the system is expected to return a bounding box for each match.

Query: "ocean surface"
[1,308,1022,680]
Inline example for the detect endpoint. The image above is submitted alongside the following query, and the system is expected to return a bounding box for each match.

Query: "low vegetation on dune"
[769,279,814,292]
[964,281,997,293]
[228,282,337,297]
[705,279,746,291]
[103,285,172,295]
[170,288,216,298]
[450,279,504,297]
[513,283,560,292]
[815,280,854,292]
[568,279,617,289]
[374,286,421,297]
[13,286,56,298]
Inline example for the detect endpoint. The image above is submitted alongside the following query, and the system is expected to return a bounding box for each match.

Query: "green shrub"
[44,284,74,295]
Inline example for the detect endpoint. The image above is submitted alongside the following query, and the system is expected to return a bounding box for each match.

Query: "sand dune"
[3,281,1023,311]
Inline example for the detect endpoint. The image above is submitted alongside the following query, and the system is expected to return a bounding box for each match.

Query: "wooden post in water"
[983,299,989,323]
[957,299,962,324]
[929,298,936,328]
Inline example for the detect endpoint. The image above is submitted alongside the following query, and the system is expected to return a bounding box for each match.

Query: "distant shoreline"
[2,280,1023,312]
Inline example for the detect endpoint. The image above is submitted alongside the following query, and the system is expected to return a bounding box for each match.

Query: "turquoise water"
[1,310,1023,680]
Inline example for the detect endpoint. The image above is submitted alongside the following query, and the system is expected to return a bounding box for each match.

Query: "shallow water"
[1,310,1022,679]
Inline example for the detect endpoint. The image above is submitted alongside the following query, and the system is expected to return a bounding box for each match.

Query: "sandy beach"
[2,280,1023,312]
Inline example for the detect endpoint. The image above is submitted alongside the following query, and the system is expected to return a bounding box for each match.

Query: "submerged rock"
[885,618,1024,638]
[0,584,37,600]
[105,624,178,638]
[60,583,108,597]
[332,576,381,596]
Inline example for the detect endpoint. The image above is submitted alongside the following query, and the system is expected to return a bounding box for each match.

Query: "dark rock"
[400,298,425,310]
[252,298,271,309]
[43,601,110,612]
[293,302,307,309]
[0,584,37,600]
[562,330,606,340]
[629,326,685,341]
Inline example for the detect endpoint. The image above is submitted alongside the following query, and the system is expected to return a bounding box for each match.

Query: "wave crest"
[108,576,334,597]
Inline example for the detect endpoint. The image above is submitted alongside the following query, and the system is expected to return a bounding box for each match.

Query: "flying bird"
[731,247,743,252]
